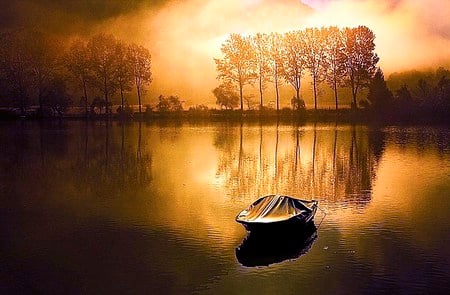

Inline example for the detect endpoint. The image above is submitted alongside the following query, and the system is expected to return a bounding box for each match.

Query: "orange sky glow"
[98,0,450,106]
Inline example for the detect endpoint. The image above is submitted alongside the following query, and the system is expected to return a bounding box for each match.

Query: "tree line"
[367,67,450,121]
[0,29,152,116]
[214,26,379,111]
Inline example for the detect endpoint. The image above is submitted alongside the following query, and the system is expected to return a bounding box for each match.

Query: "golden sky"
[2,0,449,105]
[127,0,450,104]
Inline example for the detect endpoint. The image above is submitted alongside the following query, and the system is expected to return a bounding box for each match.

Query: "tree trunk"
[83,79,89,117]
[135,76,142,114]
[275,74,280,112]
[313,75,318,111]
[352,84,357,109]
[120,85,124,111]
[350,77,357,109]
[137,82,142,114]
[259,75,263,110]
[239,83,243,112]
[333,76,338,110]
[104,76,109,115]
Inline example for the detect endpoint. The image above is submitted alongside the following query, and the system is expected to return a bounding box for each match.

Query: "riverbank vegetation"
[0,28,449,124]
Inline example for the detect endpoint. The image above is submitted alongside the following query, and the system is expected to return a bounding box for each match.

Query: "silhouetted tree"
[367,68,393,112]
[215,34,256,111]
[252,33,271,109]
[27,31,63,114]
[65,39,92,116]
[189,104,209,112]
[291,96,306,111]
[395,85,413,103]
[281,30,306,109]
[157,95,183,113]
[323,26,345,110]
[41,77,72,116]
[342,26,379,109]
[213,83,239,110]
[91,97,109,114]
[304,27,327,110]
[128,43,152,113]
[0,29,65,115]
[392,85,415,119]
[114,41,133,111]
[87,33,119,114]
[0,30,33,111]
[436,74,450,114]
[268,32,284,112]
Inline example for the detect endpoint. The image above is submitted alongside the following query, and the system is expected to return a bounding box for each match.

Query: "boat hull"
[237,202,318,232]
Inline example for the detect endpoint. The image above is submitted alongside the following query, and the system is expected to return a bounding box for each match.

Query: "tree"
[215,33,256,111]
[0,29,64,115]
[41,77,72,116]
[114,41,133,111]
[281,30,306,109]
[268,32,284,112]
[169,95,183,112]
[156,95,183,113]
[291,96,306,111]
[213,83,239,110]
[323,26,345,110]
[252,33,271,109]
[304,27,327,110]
[65,39,92,116]
[27,31,63,114]
[0,30,33,112]
[128,43,152,113]
[91,97,109,114]
[87,33,119,114]
[393,85,415,119]
[436,72,450,114]
[342,26,379,109]
[395,85,413,103]
[367,68,393,112]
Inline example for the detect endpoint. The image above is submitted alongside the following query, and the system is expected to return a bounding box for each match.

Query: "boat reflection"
[236,223,318,267]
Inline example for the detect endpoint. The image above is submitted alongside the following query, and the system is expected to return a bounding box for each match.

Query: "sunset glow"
[1,1,449,293]
[134,0,450,104]
[2,0,447,105]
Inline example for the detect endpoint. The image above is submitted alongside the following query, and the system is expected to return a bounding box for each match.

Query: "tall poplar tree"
[304,27,327,110]
[215,33,256,112]
[281,30,306,109]
[65,39,92,116]
[128,43,152,113]
[323,26,345,110]
[268,32,284,112]
[342,26,379,109]
[252,33,271,110]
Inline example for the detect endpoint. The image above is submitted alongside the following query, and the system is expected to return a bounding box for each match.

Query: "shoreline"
[1,109,449,126]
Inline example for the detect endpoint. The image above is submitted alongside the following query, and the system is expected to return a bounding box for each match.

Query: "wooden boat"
[236,195,318,232]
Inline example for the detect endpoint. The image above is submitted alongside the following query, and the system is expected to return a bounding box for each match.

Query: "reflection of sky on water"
[1,122,449,293]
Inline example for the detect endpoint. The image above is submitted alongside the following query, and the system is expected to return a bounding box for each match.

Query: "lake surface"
[1,121,449,294]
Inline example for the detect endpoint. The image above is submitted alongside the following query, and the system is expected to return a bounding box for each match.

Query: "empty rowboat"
[236,195,318,232]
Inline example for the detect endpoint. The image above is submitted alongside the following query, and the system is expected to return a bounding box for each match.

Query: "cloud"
[0,0,172,33]
[303,0,450,71]
[103,0,314,105]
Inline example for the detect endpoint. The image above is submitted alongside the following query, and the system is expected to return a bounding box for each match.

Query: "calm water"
[1,121,449,294]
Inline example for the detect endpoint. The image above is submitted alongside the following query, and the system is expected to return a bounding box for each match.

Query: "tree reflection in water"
[3,121,154,201]
[74,121,153,198]
[214,123,381,209]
